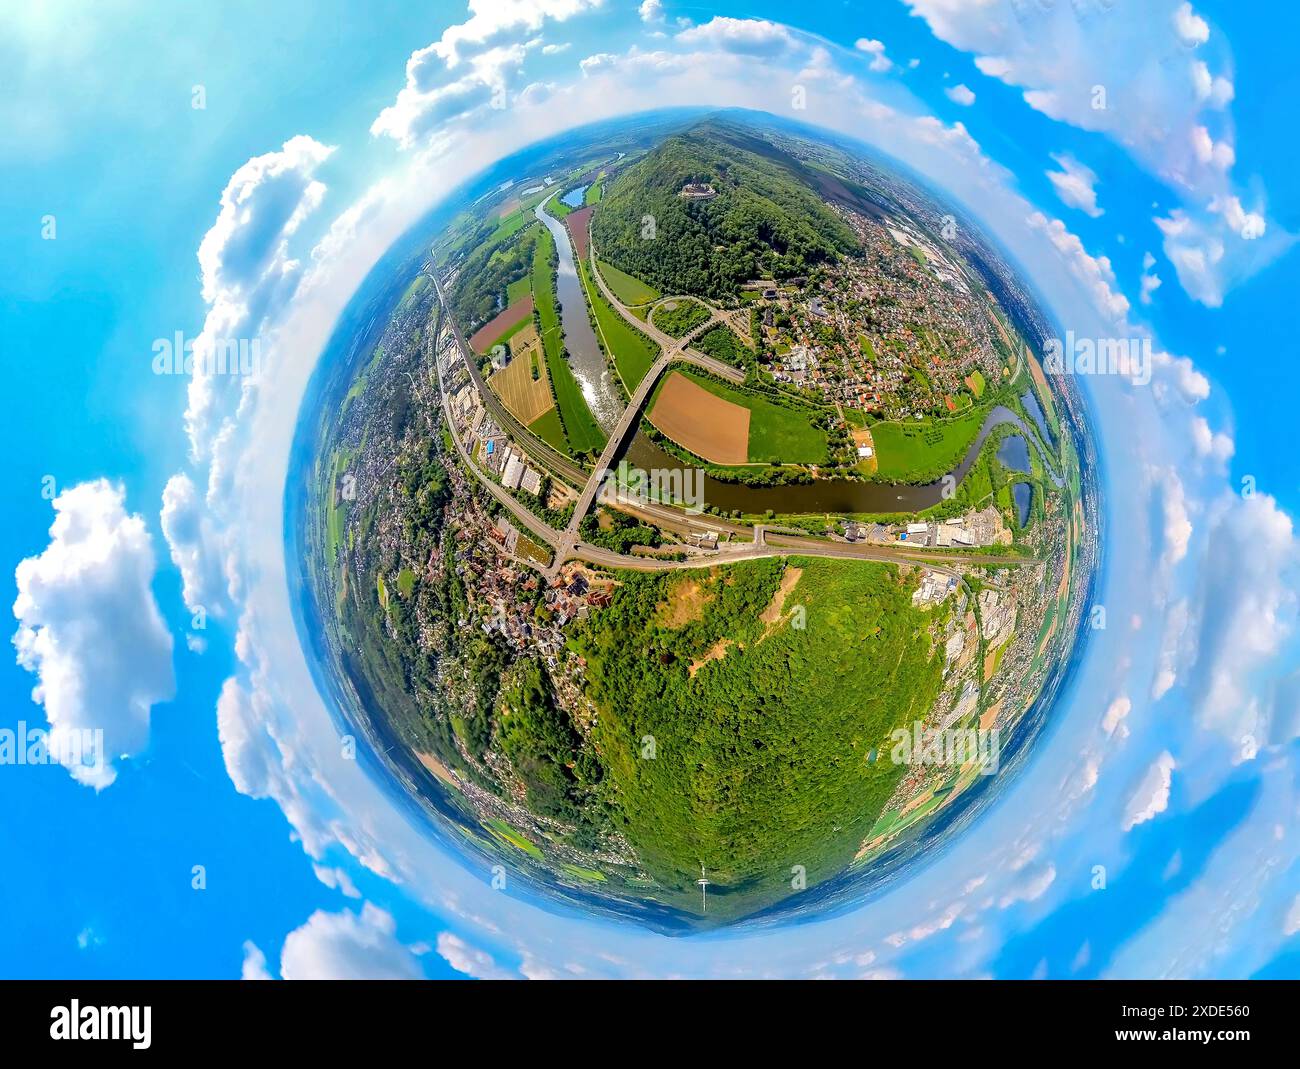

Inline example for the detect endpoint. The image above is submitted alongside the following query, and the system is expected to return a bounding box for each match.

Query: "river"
[534,195,624,430]
[622,405,1046,515]
[538,193,1058,515]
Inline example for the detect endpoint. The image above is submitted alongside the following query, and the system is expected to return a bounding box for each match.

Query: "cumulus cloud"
[1179,492,1298,743]
[1154,198,1290,308]
[1172,2,1209,47]
[241,940,274,980]
[905,0,1294,305]
[1102,695,1132,738]
[1140,251,1163,305]
[159,473,225,616]
[1189,415,1234,469]
[638,0,663,23]
[371,0,604,147]
[1285,895,1300,937]
[437,932,515,979]
[186,135,334,466]
[280,903,424,980]
[945,83,975,106]
[313,863,362,899]
[1123,751,1176,830]
[998,863,1056,908]
[1026,211,1129,323]
[675,17,796,57]
[1046,153,1102,217]
[12,480,175,789]
[854,37,893,73]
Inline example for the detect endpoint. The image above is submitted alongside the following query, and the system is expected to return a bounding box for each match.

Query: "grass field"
[651,298,710,338]
[527,407,569,451]
[486,209,535,247]
[871,405,988,480]
[579,259,659,391]
[597,259,659,306]
[506,274,531,304]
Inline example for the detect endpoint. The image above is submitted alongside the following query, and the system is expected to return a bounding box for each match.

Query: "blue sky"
[3,0,1298,979]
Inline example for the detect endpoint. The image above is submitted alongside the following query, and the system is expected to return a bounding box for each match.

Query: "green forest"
[567,556,944,915]
[592,121,860,298]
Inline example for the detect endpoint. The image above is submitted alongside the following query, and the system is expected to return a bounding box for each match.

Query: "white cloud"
[541,41,570,55]
[1191,60,1233,108]
[579,51,618,76]
[1173,2,1210,47]
[371,0,604,147]
[313,863,362,899]
[1179,493,1298,742]
[1189,415,1234,468]
[12,480,175,789]
[1102,695,1132,738]
[1026,211,1129,323]
[854,38,893,73]
[1158,467,1194,570]
[159,473,225,616]
[280,903,424,980]
[1046,153,1102,217]
[905,0,1293,305]
[1140,250,1162,305]
[437,932,515,979]
[1123,751,1176,830]
[187,135,334,465]
[998,863,1056,908]
[674,17,797,57]
[1285,895,1300,937]
[945,83,975,106]
[1151,350,1209,404]
[638,0,663,23]
[241,940,274,980]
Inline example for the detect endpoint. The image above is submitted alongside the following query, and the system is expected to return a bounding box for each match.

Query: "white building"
[502,453,524,491]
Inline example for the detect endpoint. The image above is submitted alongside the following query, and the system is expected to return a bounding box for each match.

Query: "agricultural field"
[527,407,568,452]
[565,205,594,261]
[648,371,829,466]
[488,324,554,426]
[468,294,534,355]
[651,297,710,337]
[648,372,750,464]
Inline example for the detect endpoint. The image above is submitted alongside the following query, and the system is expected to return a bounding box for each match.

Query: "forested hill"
[591,121,861,297]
